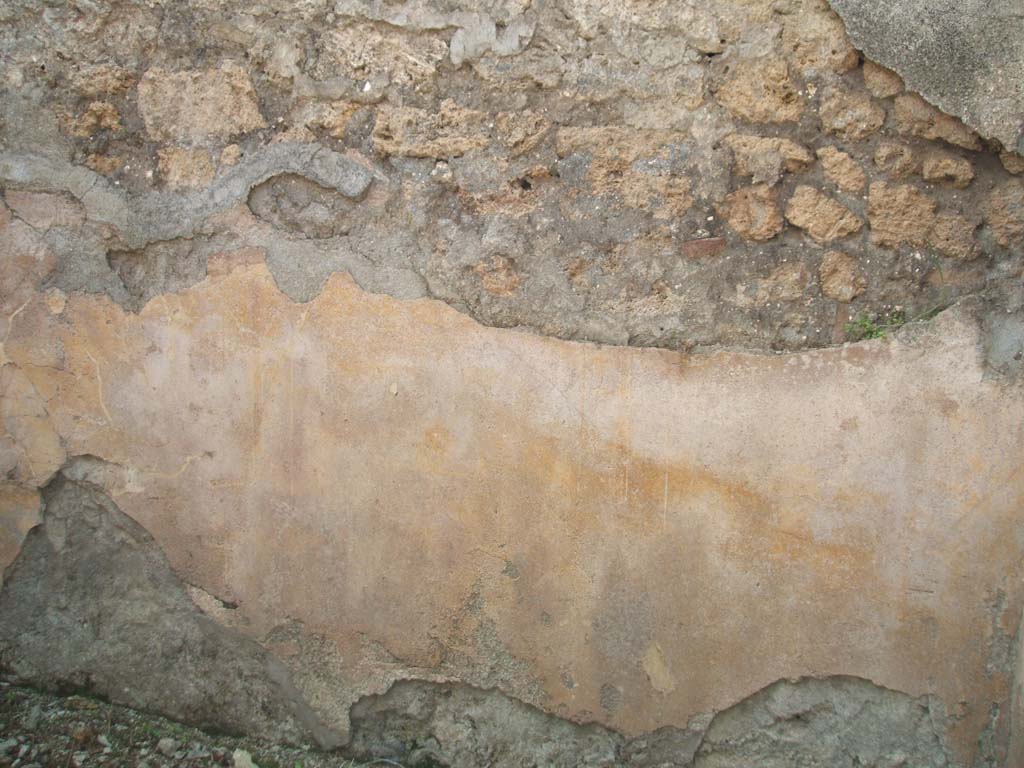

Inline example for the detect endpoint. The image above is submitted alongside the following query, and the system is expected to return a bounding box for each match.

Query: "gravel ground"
[0,677,400,768]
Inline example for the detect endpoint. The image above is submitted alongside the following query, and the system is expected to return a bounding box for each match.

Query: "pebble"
[232,748,258,768]
[185,743,210,759]
[1,682,350,768]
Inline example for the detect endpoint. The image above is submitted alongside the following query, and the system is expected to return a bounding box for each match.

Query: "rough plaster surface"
[1,0,1024,764]
[829,0,1024,153]
[1,254,1023,765]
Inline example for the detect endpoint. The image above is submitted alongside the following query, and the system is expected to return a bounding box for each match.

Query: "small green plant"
[844,309,907,341]
[136,721,159,738]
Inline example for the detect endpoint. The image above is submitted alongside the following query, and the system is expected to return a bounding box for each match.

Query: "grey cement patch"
[0,460,341,749]
[0,143,372,249]
[348,676,954,767]
[248,174,361,239]
[829,0,1024,151]
[695,676,951,768]
[984,311,1024,376]
[106,238,210,312]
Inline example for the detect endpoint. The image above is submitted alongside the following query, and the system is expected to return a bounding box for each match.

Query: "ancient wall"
[1,0,1023,766]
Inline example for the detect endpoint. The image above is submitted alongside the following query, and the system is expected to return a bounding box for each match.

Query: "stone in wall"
[725,135,814,186]
[921,151,974,189]
[874,142,919,179]
[137,65,266,143]
[715,57,804,124]
[984,182,1024,248]
[784,185,862,243]
[816,146,866,193]
[867,182,937,248]
[157,147,215,190]
[718,184,784,242]
[930,212,980,261]
[862,60,903,99]
[893,94,983,151]
[818,87,886,140]
[372,101,490,158]
[818,250,866,302]
[1002,152,1024,175]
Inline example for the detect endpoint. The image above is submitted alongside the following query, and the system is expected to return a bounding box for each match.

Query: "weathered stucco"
[2,249,1023,764]
[2,0,1024,764]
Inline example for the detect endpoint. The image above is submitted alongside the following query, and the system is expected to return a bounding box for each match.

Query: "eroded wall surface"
[1,0,1023,765]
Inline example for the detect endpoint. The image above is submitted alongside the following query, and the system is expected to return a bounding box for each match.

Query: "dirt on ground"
[0,678,384,768]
